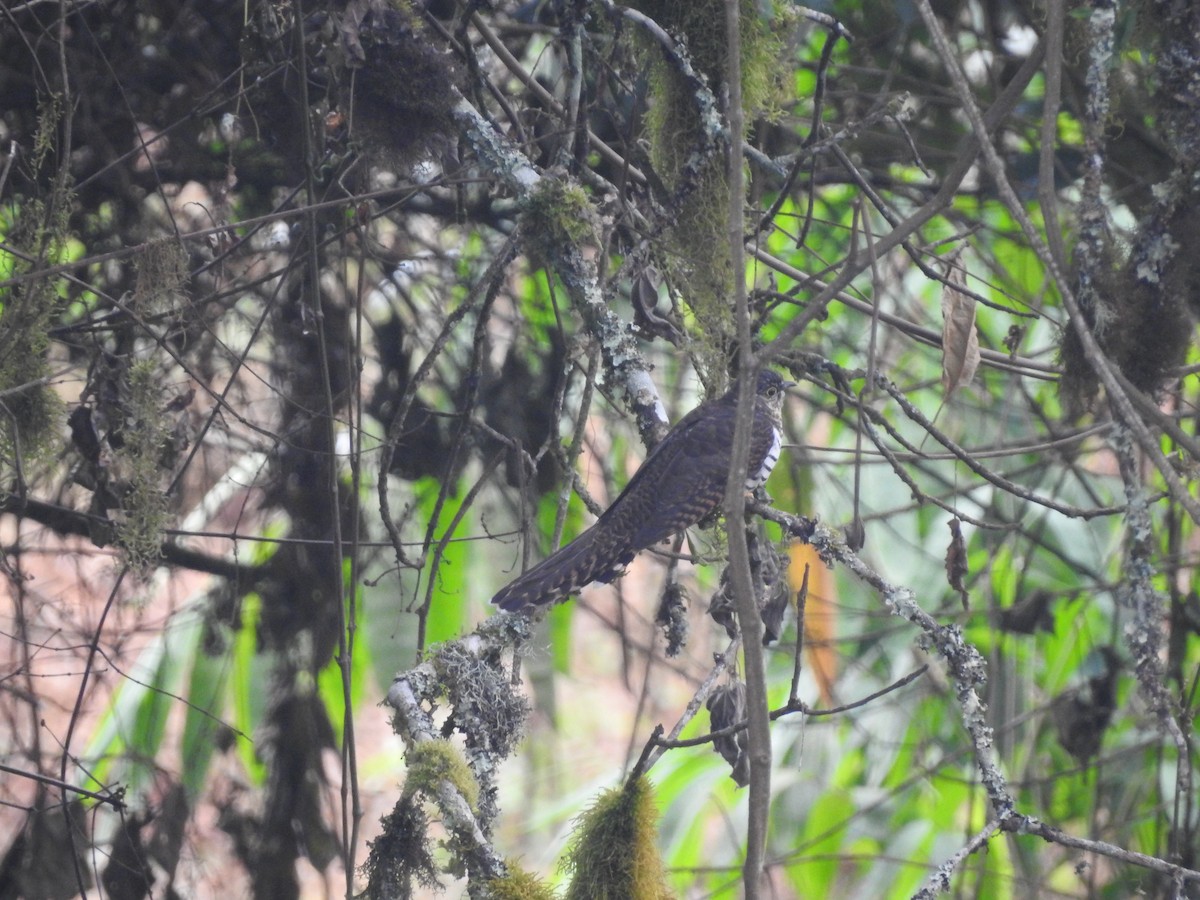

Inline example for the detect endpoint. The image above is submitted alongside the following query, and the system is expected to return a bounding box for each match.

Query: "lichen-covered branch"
[448,89,668,442]
[382,616,533,887]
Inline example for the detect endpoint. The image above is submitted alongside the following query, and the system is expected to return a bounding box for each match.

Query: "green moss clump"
[116,360,171,570]
[562,778,673,900]
[630,1,788,379]
[0,130,76,463]
[485,863,557,899]
[520,177,599,267]
[632,1,784,118]
[404,738,480,812]
[132,239,188,317]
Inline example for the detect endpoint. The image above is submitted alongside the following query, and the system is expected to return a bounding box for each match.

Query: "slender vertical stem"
[294,13,357,893]
[722,2,770,896]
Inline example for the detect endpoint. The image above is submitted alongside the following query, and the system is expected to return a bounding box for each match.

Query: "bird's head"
[754,369,794,412]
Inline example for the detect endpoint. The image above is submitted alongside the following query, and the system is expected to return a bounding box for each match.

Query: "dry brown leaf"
[945,516,969,610]
[788,542,837,705]
[940,247,980,397]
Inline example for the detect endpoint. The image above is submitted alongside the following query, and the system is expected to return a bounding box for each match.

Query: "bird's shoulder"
[644,394,736,464]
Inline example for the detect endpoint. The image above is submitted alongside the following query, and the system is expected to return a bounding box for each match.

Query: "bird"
[1052,646,1121,768]
[492,369,793,611]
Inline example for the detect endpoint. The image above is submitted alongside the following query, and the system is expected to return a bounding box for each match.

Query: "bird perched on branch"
[492,369,793,612]
[1052,646,1121,768]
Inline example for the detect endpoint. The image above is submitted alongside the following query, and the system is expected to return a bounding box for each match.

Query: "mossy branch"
[383,616,533,887]
[448,88,669,445]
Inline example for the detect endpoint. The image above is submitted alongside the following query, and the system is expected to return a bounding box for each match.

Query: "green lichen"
[1,90,82,468]
[432,635,529,762]
[0,278,61,464]
[0,194,72,465]
[31,92,64,172]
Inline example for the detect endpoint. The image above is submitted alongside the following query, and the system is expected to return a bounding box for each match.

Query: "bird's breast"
[745,424,782,490]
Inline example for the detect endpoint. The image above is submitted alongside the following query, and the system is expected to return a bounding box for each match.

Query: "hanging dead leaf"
[788,542,837,705]
[940,247,980,397]
[707,681,749,786]
[945,516,969,610]
[843,515,865,551]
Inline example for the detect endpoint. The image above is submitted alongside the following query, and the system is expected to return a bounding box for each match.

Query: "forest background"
[2,0,1200,897]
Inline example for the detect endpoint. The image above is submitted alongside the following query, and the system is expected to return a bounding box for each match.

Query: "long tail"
[492,523,635,611]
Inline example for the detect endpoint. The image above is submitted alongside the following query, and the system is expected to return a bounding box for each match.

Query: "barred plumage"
[492,370,792,612]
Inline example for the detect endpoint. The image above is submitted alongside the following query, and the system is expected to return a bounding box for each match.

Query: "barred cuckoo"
[492,369,792,611]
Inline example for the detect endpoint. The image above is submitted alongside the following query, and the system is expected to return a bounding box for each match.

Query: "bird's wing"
[603,401,735,549]
[605,396,777,550]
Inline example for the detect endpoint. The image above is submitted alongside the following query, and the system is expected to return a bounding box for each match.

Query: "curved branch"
[0,493,263,586]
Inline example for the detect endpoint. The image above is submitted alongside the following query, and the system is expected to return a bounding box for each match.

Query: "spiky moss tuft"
[563,777,673,900]
[485,863,557,899]
[404,738,480,812]
[633,0,788,380]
